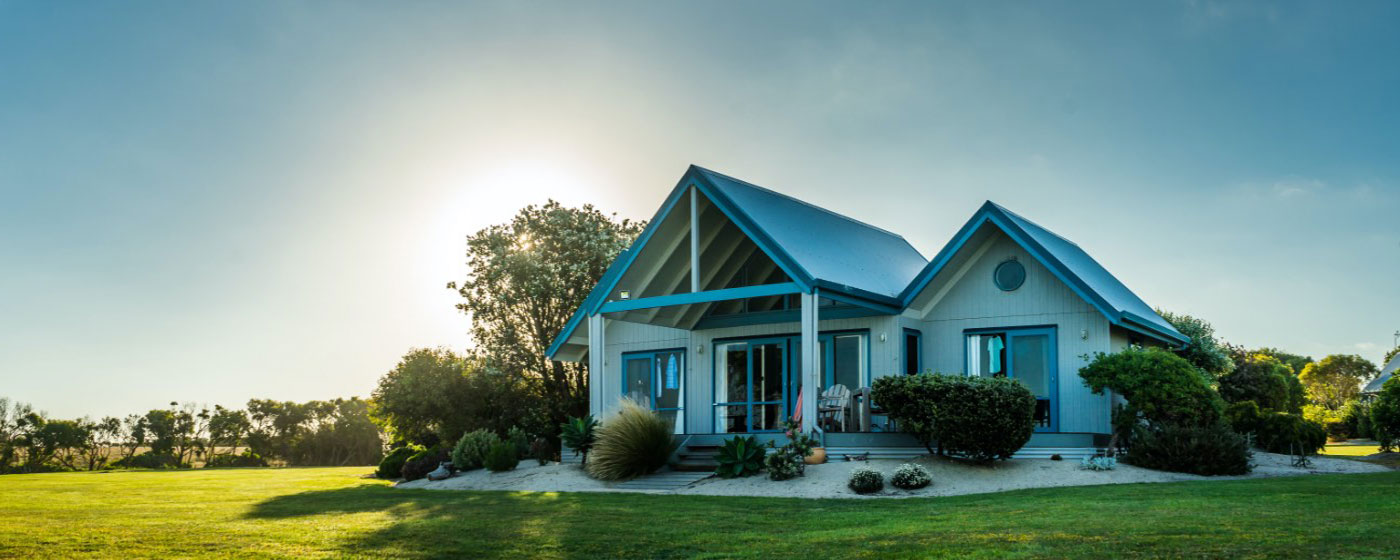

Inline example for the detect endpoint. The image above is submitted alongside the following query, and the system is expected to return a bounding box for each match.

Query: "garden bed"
[397,451,1388,498]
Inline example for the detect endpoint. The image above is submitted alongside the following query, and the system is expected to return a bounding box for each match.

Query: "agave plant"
[560,414,599,465]
[715,435,766,478]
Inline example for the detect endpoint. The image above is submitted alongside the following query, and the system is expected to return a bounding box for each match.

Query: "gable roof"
[1364,353,1400,393]
[901,201,1188,346]
[545,165,927,359]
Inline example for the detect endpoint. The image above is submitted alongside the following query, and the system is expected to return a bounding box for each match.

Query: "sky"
[2,1,1397,419]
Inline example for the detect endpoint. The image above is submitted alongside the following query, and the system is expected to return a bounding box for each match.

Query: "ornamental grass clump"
[890,463,932,490]
[848,466,884,494]
[585,398,678,481]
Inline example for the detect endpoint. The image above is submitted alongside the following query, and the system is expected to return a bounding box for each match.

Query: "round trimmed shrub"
[890,463,931,490]
[848,466,884,494]
[1080,347,1225,428]
[1124,421,1251,476]
[400,445,450,481]
[451,429,499,471]
[585,398,678,481]
[872,373,1035,462]
[376,445,421,479]
[763,448,803,481]
[483,441,519,472]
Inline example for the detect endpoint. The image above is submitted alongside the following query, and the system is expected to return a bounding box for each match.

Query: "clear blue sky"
[2,1,1397,419]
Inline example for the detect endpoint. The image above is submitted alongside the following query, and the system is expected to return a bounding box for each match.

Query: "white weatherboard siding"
[917,232,1114,434]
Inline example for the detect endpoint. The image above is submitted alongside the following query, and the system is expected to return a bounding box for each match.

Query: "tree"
[1080,346,1225,428]
[207,406,250,461]
[1156,310,1233,378]
[449,201,643,441]
[1218,353,1293,412]
[370,348,545,446]
[1299,354,1379,412]
[1371,377,1400,452]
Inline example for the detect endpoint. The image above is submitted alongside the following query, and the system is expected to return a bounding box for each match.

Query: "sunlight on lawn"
[1322,445,1381,457]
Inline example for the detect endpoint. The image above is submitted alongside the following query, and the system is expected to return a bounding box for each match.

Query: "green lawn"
[2,467,1399,559]
[1323,444,1382,457]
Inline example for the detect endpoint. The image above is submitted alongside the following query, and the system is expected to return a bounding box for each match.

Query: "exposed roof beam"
[675,241,760,328]
[599,282,801,313]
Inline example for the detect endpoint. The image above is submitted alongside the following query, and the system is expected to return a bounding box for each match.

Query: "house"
[1363,353,1399,398]
[547,166,1187,458]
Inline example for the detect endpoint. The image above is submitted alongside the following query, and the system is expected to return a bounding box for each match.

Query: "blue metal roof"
[547,168,1187,359]
[901,201,1188,346]
[693,167,927,301]
[1364,354,1399,393]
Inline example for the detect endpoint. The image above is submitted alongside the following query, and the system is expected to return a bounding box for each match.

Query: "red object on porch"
[793,391,803,423]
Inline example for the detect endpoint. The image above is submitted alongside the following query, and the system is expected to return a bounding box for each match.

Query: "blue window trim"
[709,329,871,434]
[961,325,1059,433]
[620,348,686,419]
[902,328,923,375]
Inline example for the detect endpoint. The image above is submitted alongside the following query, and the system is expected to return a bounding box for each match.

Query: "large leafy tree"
[449,200,643,438]
[369,348,543,446]
[1218,352,1294,412]
[1156,310,1233,378]
[1299,354,1379,412]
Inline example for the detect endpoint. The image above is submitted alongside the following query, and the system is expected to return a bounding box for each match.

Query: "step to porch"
[823,447,1105,461]
[614,470,713,492]
[672,444,720,472]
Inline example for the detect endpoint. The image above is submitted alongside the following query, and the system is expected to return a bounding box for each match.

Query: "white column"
[690,186,700,293]
[588,313,605,418]
[800,290,820,433]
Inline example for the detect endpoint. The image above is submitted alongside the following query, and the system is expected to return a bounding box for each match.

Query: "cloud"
[1355,342,1378,351]
[1270,177,1325,198]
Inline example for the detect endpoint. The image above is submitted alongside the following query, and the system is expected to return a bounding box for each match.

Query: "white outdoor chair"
[817,384,853,432]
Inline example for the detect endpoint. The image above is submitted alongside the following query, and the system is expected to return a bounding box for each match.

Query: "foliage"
[483,441,520,472]
[890,463,932,489]
[1224,401,1325,455]
[376,446,421,479]
[763,420,815,481]
[559,415,599,465]
[369,349,543,448]
[1299,354,1379,412]
[715,435,766,479]
[1123,421,1251,476]
[1080,346,1224,429]
[871,373,1035,462]
[451,429,499,471]
[506,426,530,459]
[111,451,185,469]
[1342,400,1373,440]
[1385,346,1400,367]
[400,445,450,482]
[1156,310,1234,378]
[205,451,269,468]
[1218,352,1293,412]
[1372,377,1400,452]
[585,399,677,481]
[1080,456,1117,471]
[1254,347,1316,377]
[847,466,885,494]
[449,201,644,444]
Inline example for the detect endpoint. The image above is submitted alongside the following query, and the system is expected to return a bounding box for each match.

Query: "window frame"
[621,348,687,433]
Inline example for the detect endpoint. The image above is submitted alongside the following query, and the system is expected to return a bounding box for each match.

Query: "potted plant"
[779,420,824,464]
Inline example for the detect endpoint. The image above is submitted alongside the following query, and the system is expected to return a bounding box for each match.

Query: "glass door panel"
[654,350,684,434]
[1009,332,1055,431]
[624,356,653,408]
[713,339,787,433]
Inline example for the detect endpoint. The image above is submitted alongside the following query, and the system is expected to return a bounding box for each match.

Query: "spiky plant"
[560,414,599,465]
[585,398,677,481]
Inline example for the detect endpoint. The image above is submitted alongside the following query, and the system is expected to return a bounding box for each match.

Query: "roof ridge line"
[693,165,912,242]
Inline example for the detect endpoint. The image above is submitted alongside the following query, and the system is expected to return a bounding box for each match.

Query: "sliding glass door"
[713,338,787,433]
[966,327,1058,432]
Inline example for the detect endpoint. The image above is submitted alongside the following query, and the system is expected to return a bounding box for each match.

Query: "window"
[711,330,870,434]
[965,327,1058,432]
[903,329,923,375]
[622,349,685,434]
[994,260,1026,291]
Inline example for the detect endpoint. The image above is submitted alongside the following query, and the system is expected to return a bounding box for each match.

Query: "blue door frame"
[711,330,871,434]
[963,326,1059,433]
[621,349,686,432]
[712,337,790,433]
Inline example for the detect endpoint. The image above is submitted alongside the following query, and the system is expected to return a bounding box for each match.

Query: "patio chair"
[817,384,852,432]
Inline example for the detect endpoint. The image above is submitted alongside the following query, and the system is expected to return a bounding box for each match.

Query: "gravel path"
[397,452,1390,499]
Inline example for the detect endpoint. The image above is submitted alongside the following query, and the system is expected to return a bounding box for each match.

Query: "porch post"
[800,290,819,433]
[690,186,700,293]
[588,313,605,418]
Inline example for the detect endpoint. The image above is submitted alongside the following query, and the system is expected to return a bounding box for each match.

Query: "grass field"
[2,467,1399,559]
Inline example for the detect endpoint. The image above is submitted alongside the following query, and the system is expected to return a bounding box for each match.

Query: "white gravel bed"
[397,452,1390,499]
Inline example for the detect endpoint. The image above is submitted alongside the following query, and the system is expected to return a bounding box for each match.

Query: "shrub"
[890,463,932,489]
[1080,456,1117,471]
[529,437,553,466]
[1371,377,1400,452]
[1124,421,1251,476]
[400,445,450,481]
[1341,400,1372,439]
[1254,413,1326,456]
[451,429,498,471]
[585,399,677,481]
[560,415,599,465]
[1224,401,1264,435]
[872,374,1035,462]
[483,441,519,472]
[375,445,421,479]
[763,447,803,481]
[848,466,884,494]
[1218,353,1293,412]
[205,451,269,468]
[715,435,766,478]
[506,426,530,459]
[111,452,184,470]
[1080,347,1225,428]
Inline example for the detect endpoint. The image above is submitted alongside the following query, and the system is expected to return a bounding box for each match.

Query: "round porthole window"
[994,260,1025,291]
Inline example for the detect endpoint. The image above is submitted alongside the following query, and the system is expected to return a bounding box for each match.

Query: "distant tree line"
[0,397,382,474]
